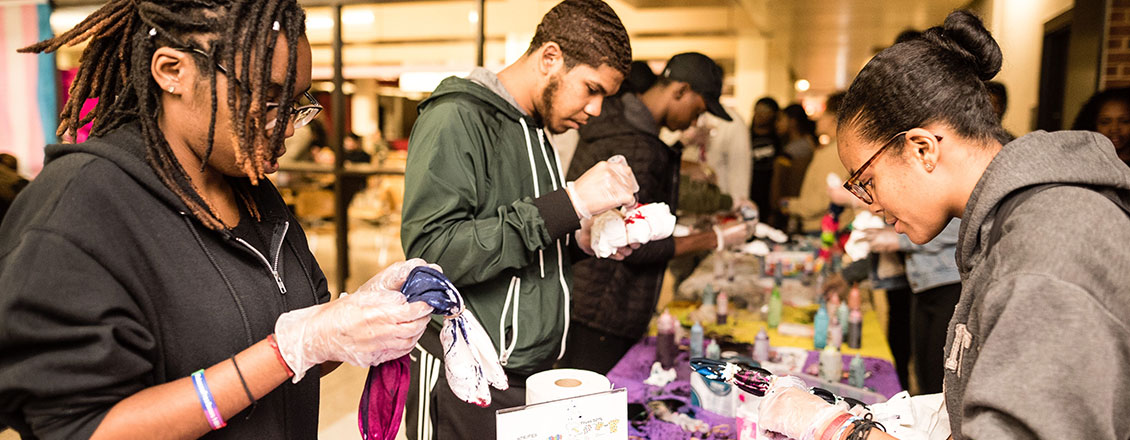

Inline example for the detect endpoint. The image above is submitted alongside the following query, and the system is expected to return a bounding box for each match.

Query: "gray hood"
[956,130,1130,276]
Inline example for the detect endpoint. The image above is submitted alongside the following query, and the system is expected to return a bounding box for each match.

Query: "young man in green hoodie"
[400,1,637,438]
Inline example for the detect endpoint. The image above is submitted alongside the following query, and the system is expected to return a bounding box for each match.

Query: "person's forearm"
[320,361,343,377]
[91,338,291,440]
[674,231,717,256]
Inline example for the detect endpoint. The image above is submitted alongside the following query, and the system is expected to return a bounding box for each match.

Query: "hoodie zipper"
[234,221,290,295]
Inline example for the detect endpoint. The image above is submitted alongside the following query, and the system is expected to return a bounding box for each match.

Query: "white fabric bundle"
[590,203,677,258]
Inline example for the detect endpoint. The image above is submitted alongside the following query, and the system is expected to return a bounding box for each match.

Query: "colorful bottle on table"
[849,354,866,387]
[702,284,717,306]
[813,304,829,350]
[690,321,704,359]
[819,345,842,382]
[838,301,850,337]
[847,309,863,349]
[753,327,770,362]
[767,282,782,329]
[716,291,729,325]
[706,339,721,360]
[828,314,843,349]
[657,310,678,369]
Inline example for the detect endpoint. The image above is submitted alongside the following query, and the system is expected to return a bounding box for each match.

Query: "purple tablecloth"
[606,337,902,439]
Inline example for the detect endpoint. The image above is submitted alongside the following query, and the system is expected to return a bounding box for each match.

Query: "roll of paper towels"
[525,369,612,405]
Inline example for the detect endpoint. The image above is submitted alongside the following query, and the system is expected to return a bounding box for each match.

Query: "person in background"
[770,103,816,230]
[759,11,1130,440]
[750,97,780,215]
[560,53,755,373]
[0,1,433,438]
[342,132,372,164]
[1073,87,1130,167]
[399,1,638,438]
[780,92,850,234]
[699,105,753,205]
[0,153,29,224]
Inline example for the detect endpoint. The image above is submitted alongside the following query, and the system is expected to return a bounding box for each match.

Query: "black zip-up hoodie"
[0,123,329,439]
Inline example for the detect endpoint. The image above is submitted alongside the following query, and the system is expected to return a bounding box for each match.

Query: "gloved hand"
[715,220,756,249]
[274,259,435,382]
[864,227,901,253]
[758,377,850,440]
[566,155,639,219]
[576,217,636,261]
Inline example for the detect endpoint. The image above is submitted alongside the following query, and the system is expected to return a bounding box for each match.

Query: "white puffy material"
[439,307,509,407]
[590,203,677,258]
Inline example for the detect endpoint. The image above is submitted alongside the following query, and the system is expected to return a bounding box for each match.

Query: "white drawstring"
[539,129,573,360]
[519,119,547,279]
[499,276,521,366]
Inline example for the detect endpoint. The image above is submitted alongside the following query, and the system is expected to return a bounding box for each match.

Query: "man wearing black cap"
[560,52,756,373]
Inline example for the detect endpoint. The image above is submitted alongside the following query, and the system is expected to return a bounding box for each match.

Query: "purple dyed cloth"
[358,355,410,440]
[606,337,901,439]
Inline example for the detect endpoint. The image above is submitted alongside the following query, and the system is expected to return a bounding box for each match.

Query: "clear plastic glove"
[566,155,639,219]
[758,377,850,440]
[274,259,435,382]
[864,227,901,253]
[717,221,756,248]
[576,215,637,261]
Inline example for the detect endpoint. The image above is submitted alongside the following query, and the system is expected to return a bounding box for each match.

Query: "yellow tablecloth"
[666,300,895,364]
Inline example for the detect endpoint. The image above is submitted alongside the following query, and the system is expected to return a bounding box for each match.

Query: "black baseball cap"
[661,52,731,121]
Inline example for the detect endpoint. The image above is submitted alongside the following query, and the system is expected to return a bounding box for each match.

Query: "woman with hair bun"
[756,10,1130,440]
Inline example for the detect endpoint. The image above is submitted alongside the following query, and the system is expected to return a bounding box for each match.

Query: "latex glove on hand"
[274,259,435,382]
[716,220,756,249]
[864,227,901,253]
[576,217,636,261]
[566,155,639,219]
[758,376,851,440]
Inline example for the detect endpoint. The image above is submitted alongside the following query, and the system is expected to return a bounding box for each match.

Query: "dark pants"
[555,321,639,375]
[405,327,530,440]
[910,282,961,394]
[886,286,913,391]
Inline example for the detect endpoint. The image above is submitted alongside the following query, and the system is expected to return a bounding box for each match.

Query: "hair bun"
[937,10,1002,81]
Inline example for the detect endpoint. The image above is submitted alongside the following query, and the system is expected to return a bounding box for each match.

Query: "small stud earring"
[168,85,176,94]
[925,163,934,171]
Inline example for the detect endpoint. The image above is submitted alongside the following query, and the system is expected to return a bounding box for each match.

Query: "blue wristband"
[191,369,226,430]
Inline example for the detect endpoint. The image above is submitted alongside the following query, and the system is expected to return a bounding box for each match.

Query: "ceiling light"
[795,79,810,92]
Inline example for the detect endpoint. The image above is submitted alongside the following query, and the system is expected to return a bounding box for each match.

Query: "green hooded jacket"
[401,73,582,376]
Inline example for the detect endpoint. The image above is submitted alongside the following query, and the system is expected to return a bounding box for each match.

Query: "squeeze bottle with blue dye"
[813,304,829,350]
[767,280,782,329]
[690,321,704,358]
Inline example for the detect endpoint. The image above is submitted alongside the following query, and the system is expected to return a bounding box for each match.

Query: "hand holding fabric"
[718,220,756,248]
[274,259,434,381]
[566,154,639,219]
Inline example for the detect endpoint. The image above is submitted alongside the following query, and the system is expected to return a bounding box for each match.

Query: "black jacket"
[0,123,329,439]
[566,93,681,340]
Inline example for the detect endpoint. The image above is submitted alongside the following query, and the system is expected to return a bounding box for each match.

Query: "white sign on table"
[496,388,628,440]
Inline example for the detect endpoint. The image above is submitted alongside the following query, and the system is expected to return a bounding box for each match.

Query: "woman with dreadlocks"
[0,1,433,438]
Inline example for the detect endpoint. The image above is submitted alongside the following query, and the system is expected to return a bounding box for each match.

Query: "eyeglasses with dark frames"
[172,47,322,133]
[842,131,943,205]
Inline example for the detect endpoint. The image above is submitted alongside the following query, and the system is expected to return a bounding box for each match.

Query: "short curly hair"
[527,0,631,77]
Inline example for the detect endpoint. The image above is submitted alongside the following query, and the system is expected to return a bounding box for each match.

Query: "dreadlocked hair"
[20,0,306,231]
[527,0,631,78]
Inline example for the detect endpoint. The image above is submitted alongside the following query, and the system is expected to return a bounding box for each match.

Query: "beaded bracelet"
[267,334,294,378]
[190,369,226,430]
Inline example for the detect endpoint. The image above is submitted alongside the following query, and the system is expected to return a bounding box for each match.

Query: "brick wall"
[1103,0,1130,88]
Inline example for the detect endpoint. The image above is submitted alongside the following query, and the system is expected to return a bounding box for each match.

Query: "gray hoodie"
[946,130,1130,439]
